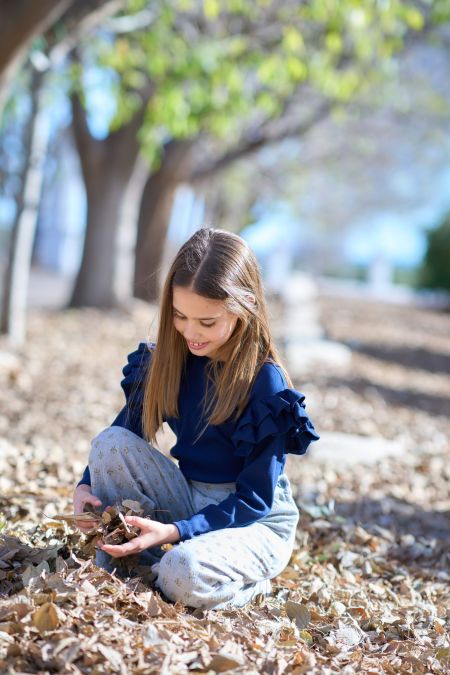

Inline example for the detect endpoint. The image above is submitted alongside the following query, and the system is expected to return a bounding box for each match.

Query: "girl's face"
[172,286,238,359]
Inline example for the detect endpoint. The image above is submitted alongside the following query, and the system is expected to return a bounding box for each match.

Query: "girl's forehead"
[172,286,226,315]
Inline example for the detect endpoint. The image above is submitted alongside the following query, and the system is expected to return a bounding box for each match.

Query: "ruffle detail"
[121,341,155,403]
[233,388,319,457]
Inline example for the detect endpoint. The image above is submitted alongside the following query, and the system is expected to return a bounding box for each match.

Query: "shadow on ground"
[326,375,449,417]
[344,341,450,375]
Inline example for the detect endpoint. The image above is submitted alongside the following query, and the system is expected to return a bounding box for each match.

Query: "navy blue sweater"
[79,342,319,540]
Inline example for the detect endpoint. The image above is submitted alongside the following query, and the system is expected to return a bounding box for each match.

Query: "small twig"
[118,511,131,533]
[40,510,102,524]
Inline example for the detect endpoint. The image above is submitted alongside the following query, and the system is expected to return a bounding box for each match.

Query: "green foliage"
[76,0,436,164]
[419,214,450,291]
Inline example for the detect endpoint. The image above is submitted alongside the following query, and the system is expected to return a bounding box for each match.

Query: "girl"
[73,227,319,610]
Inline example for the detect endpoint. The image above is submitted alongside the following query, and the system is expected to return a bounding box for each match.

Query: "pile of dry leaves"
[0,295,448,673]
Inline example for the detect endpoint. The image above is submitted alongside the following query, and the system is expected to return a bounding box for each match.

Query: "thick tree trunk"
[0,0,125,116]
[70,174,129,307]
[69,92,149,308]
[133,140,195,302]
[0,68,49,345]
[0,0,72,115]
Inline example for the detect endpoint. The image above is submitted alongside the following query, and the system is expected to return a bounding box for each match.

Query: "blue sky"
[241,204,446,269]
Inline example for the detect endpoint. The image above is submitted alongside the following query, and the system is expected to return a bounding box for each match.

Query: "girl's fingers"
[124,515,149,528]
[100,541,140,557]
[84,497,102,507]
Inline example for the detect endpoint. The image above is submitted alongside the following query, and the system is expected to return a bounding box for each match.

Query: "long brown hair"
[142,227,292,444]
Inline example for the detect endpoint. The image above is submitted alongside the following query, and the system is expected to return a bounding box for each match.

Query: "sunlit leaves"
[203,0,220,20]
[74,0,435,161]
[325,32,343,55]
[257,54,283,87]
[282,27,305,54]
[286,57,308,83]
[402,6,425,30]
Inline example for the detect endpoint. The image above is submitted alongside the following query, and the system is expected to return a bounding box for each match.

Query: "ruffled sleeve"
[174,386,319,541]
[120,341,154,405]
[78,342,154,487]
[111,341,155,435]
[172,362,319,541]
[232,388,319,458]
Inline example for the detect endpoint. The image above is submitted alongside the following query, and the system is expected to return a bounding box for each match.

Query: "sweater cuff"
[77,465,91,488]
[172,519,192,541]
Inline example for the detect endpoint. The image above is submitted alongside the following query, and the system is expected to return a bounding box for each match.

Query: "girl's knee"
[156,545,206,607]
[158,545,199,579]
[89,426,140,463]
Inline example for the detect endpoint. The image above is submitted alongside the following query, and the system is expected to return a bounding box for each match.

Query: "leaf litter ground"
[0,295,449,673]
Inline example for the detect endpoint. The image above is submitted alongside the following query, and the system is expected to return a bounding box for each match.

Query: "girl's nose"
[183,324,203,341]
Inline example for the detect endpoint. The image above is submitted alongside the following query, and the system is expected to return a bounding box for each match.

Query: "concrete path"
[278,273,406,465]
[275,272,352,376]
[303,431,406,467]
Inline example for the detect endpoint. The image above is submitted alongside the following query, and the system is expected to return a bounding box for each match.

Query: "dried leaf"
[121,499,144,514]
[21,561,50,587]
[285,600,311,629]
[31,602,60,633]
[102,511,112,525]
[299,630,313,645]
[330,623,365,651]
[97,643,125,672]
[434,620,445,635]
[207,653,245,672]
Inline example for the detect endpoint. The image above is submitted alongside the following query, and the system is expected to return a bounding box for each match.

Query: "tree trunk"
[0,68,49,345]
[69,92,149,308]
[0,0,72,115]
[133,140,195,302]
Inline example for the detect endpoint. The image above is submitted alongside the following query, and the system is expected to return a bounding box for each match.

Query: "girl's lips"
[187,340,209,350]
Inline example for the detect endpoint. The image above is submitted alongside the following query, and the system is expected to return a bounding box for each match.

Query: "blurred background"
[1,0,450,323]
[0,0,449,571]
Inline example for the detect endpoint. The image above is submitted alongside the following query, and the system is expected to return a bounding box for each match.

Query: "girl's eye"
[173,313,215,328]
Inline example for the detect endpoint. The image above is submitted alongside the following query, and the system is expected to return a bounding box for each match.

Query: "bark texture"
[69,92,149,308]
[133,140,195,302]
[0,0,72,114]
[0,69,48,344]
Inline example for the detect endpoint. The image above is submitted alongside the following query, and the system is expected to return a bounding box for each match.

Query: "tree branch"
[0,0,72,72]
[103,8,158,34]
[191,100,333,183]
[46,0,125,63]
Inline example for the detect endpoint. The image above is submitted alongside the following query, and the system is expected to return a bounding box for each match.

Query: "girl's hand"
[73,484,102,532]
[100,516,180,558]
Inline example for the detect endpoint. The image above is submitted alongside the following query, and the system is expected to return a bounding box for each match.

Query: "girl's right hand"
[73,484,102,532]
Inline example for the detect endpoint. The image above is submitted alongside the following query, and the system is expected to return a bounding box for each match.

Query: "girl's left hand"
[100,516,180,558]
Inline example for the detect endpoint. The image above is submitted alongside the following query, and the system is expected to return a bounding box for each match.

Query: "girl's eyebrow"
[172,306,221,320]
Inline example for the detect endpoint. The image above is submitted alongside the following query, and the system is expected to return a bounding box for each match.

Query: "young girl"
[73,227,319,610]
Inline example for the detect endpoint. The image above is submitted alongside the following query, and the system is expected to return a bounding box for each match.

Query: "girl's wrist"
[165,524,181,543]
[75,484,91,493]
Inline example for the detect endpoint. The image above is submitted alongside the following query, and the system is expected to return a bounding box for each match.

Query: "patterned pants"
[89,426,299,609]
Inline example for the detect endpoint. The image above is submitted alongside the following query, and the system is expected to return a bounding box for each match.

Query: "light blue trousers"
[89,426,299,609]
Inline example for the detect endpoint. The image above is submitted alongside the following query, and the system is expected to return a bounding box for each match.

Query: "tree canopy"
[73,0,445,166]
